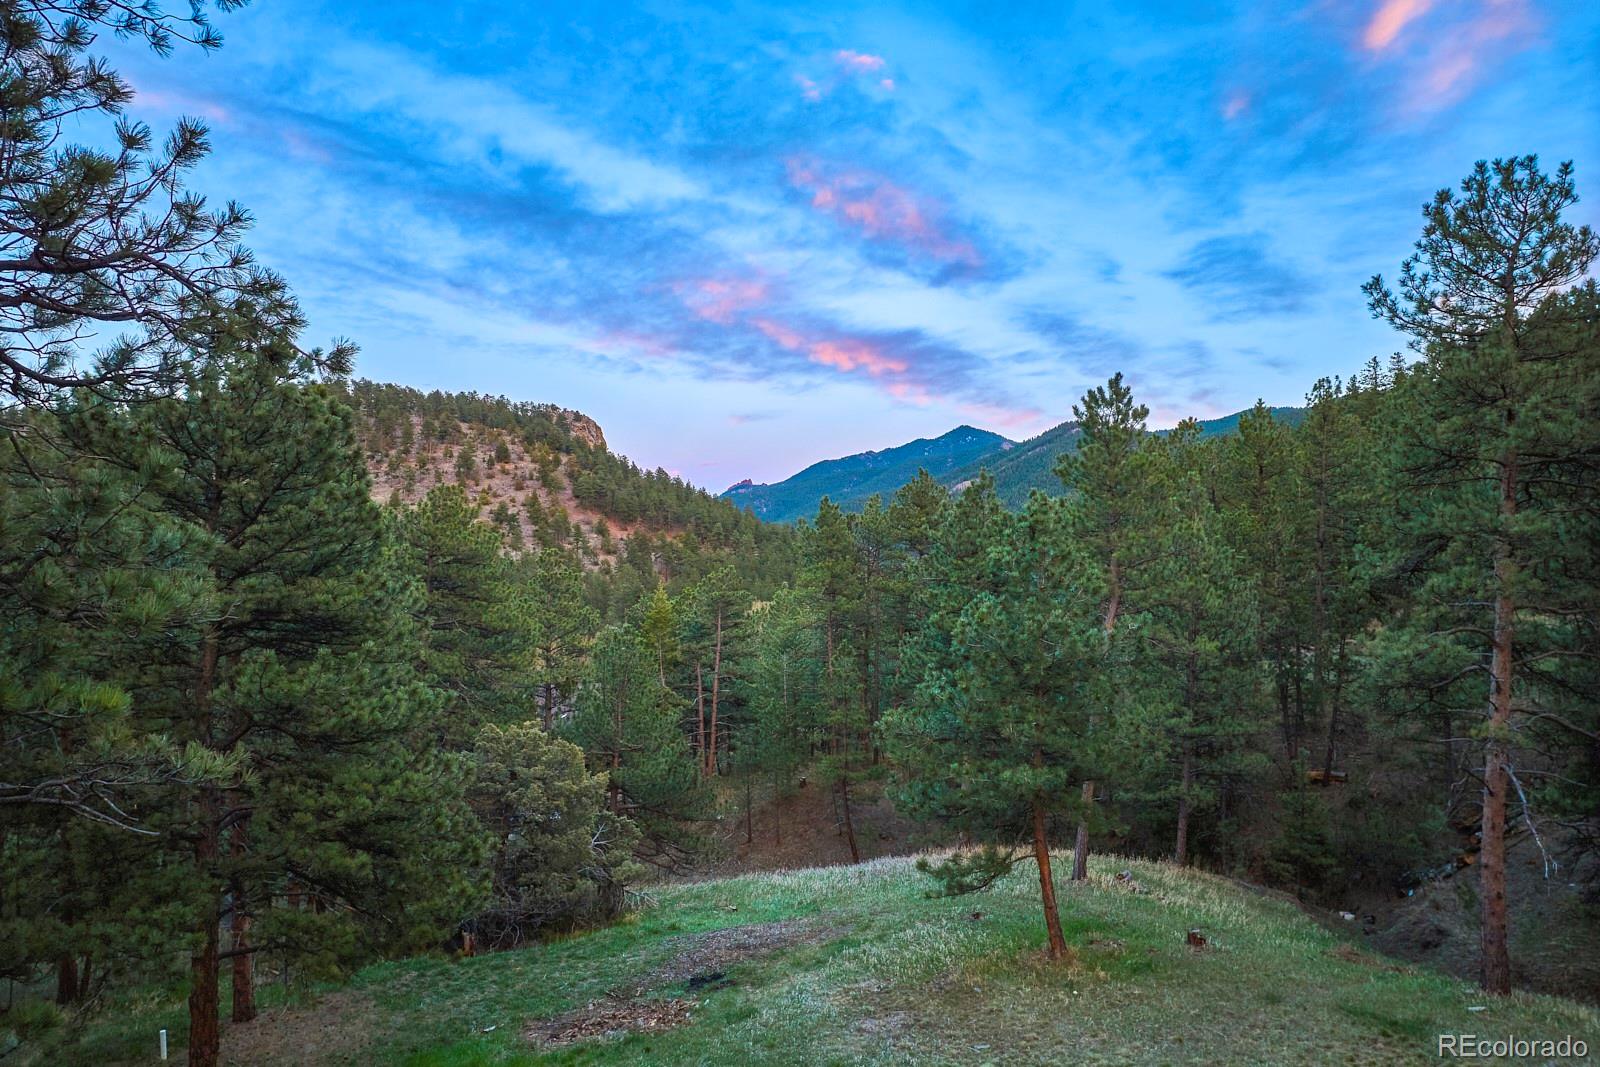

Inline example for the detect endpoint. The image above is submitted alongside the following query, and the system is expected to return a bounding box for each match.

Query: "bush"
[469,723,638,948]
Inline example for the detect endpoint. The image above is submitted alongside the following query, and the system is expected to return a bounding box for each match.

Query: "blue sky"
[114,0,1598,488]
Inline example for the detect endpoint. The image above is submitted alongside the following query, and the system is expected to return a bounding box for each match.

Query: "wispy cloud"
[1356,0,1539,114]
[677,277,771,324]
[1163,234,1317,321]
[1362,0,1434,51]
[785,157,983,275]
[792,47,896,102]
[834,49,887,73]
[126,0,1592,484]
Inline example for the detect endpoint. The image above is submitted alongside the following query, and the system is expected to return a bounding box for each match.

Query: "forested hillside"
[339,380,800,616]
[730,405,1308,518]
[941,404,1307,510]
[722,425,1009,522]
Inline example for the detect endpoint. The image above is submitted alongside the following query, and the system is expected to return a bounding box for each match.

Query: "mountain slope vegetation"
[727,406,1308,520]
[340,380,799,596]
[721,425,1010,522]
[944,404,1308,509]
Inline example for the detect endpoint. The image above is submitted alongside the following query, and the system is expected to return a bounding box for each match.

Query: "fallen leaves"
[525,997,694,1046]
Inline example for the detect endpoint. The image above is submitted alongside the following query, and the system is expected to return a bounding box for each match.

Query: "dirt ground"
[181,989,377,1067]
[696,779,939,876]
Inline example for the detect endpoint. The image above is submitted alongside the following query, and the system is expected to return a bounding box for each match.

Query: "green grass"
[27,853,1600,1065]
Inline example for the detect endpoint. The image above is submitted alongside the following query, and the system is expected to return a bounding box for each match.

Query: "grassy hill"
[722,426,1011,523]
[37,853,1598,1065]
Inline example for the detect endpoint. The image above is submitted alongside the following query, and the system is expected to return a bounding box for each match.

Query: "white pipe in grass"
[159,1029,168,1060]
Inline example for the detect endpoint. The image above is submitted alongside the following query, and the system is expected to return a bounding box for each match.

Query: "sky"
[112,0,1599,488]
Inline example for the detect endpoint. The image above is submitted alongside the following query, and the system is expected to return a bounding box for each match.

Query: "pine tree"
[806,498,869,862]
[68,358,483,1066]
[1141,422,1263,865]
[1364,156,1599,995]
[1054,373,1162,879]
[0,409,227,828]
[0,1,349,404]
[683,565,746,777]
[399,484,536,743]
[737,590,825,847]
[639,581,679,685]
[1214,402,1310,764]
[887,478,1106,961]
[526,547,596,729]
[567,626,704,868]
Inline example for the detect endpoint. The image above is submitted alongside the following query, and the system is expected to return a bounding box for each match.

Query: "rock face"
[559,409,606,451]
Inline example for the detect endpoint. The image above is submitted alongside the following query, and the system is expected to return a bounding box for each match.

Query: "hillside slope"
[722,426,1011,523]
[944,405,1308,509]
[726,405,1310,522]
[339,381,794,584]
[46,854,1599,1065]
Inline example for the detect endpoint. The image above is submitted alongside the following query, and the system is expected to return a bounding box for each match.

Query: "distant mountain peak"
[719,425,1014,523]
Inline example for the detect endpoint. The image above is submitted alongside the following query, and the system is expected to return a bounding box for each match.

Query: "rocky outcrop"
[559,410,606,451]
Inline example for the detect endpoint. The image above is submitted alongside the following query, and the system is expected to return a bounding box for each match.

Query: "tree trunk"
[1075,558,1122,881]
[1103,558,1122,632]
[230,820,256,1024]
[1322,646,1346,782]
[1480,446,1517,996]
[1175,652,1199,867]
[1032,795,1069,961]
[837,774,860,864]
[1278,672,1294,763]
[189,892,221,1067]
[707,610,723,777]
[1175,744,1194,867]
[190,630,224,1067]
[55,955,78,1007]
[1072,781,1093,881]
[694,662,706,770]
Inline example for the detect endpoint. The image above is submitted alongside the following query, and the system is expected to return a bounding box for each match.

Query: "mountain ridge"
[725,405,1309,519]
[722,424,1012,523]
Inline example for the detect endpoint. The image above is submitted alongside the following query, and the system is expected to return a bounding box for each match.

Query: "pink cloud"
[753,318,909,381]
[1362,0,1433,51]
[794,49,894,101]
[749,314,1034,424]
[785,158,981,268]
[678,277,770,324]
[1221,91,1250,121]
[811,339,909,378]
[752,317,806,351]
[1369,0,1537,114]
[834,50,887,73]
